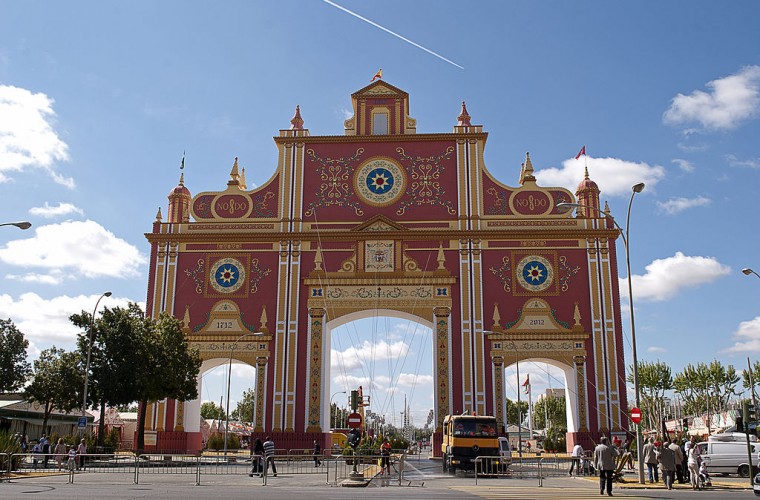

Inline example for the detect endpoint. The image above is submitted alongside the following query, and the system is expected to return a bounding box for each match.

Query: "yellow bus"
[441,414,500,473]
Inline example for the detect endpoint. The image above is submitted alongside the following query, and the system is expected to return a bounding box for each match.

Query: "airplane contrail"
[323,0,464,70]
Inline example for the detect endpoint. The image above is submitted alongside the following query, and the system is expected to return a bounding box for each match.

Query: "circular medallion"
[210,257,246,294]
[355,158,405,206]
[516,255,554,292]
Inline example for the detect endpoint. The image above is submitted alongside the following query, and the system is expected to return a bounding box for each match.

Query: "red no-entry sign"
[630,407,642,424]
[347,412,363,428]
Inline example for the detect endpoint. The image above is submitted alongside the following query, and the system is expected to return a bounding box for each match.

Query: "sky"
[1,1,759,429]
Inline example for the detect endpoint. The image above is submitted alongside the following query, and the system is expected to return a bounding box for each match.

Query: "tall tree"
[742,360,760,402]
[231,388,255,422]
[25,347,82,431]
[675,360,739,420]
[0,318,32,392]
[628,360,673,432]
[70,303,146,445]
[134,312,201,451]
[201,401,226,420]
[532,395,567,430]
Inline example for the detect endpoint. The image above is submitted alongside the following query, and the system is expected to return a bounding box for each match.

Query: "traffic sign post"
[347,412,363,429]
[630,407,642,425]
[77,416,87,429]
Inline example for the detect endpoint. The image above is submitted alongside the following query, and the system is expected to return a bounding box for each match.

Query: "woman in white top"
[687,441,701,490]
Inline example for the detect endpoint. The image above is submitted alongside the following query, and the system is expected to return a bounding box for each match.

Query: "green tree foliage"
[24,347,82,431]
[134,312,201,450]
[231,388,255,422]
[70,303,147,445]
[0,318,32,392]
[742,360,760,401]
[506,399,529,429]
[532,395,566,430]
[674,360,739,418]
[627,360,673,432]
[201,401,226,420]
[330,402,350,428]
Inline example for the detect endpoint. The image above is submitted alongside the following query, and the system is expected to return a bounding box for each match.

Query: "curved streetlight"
[81,291,113,434]
[557,181,646,484]
[224,331,264,455]
[0,221,31,230]
[330,390,347,429]
[743,268,760,280]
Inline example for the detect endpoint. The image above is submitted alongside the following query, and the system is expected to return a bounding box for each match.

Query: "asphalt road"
[1,458,755,500]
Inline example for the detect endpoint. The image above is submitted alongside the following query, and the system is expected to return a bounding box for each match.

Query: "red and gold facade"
[145,80,628,453]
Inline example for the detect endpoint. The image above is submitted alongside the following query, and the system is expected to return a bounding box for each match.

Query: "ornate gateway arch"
[144,80,629,453]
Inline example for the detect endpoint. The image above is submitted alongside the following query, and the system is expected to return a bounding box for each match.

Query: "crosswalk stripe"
[450,485,648,499]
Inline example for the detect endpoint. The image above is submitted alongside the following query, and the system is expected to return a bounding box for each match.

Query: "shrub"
[0,431,23,471]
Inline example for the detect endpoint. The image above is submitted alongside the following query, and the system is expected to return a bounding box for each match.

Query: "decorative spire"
[240,167,247,190]
[314,245,323,272]
[437,242,446,270]
[259,306,269,334]
[519,152,536,184]
[155,207,162,222]
[573,303,582,326]
[179,171,185,186]
[492,303,502,331]
[228,157,241,187]
[584,166,590,180]
[604,200,611,215]
[457,101,471,126]
[182,305,191,330]
[290,105,304,130]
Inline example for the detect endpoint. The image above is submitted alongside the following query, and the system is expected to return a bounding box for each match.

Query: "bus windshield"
[452,419,497,437]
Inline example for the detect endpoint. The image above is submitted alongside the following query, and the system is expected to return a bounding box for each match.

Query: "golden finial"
[457,101,471,126]
[155,207,163,222]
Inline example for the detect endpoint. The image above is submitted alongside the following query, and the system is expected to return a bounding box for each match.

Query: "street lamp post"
[330,391,347,430]
[224,331,263,455]
[558,181,645,483]
[0,221,32,230]
[82,291,112,435]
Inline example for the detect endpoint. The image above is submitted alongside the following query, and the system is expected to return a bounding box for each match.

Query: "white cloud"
[647,346,667,353]
[29,202,84,218]
[727,154,760,169]
[656,196,711,215]
[663,65,760,130]
[535,155,665,198]
[724,317,760,353]
[671,159,695,172]
[0,292,135,348]
[0,85,72,185]
[331,340,410,371]
[620,252,731,302]
[0,220,146,281]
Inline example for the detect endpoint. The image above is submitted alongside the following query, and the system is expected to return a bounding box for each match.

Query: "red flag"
[575,146,586,160]
[522,374,530,386]
[371,69,382,82]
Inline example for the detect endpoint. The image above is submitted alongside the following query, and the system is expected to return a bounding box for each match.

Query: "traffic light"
[682,418,688,433]
[736,414,744,433]
[350,390,359,412]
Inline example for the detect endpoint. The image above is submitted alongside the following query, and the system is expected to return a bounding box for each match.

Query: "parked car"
[700,433,759,478]
[498,437,512,469]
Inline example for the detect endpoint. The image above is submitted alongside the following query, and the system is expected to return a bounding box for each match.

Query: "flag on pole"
[575,145,586,160]
[522,374,530,393]
[371,69,383,82]
[181,151,185,170]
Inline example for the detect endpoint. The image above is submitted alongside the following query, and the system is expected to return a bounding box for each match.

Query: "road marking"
[450,485,650,499]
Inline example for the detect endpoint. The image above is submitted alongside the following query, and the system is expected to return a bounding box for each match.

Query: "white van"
[700,433,759,477]
[498,437,513,468]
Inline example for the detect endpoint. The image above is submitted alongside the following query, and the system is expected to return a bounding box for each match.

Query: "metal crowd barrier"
[473,454,577,486]
[1,451,411,487]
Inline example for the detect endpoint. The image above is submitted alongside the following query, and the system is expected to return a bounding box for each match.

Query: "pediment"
[352,215,407,232]
[352,80,408,98]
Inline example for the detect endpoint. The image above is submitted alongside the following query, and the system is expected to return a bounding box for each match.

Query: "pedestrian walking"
[40,434,50,468]
[642,437,659,483]
[249,437,264,476]
[687,437,701,490]
[569,442,584,476]
[657,441,676,490]
[380,439,392,475]
[54,438,67,471]
[313,439,322,467]
[668,440,684,484]
[594,436,618,497]
[76,438,87,470]
[263,436,277,477]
